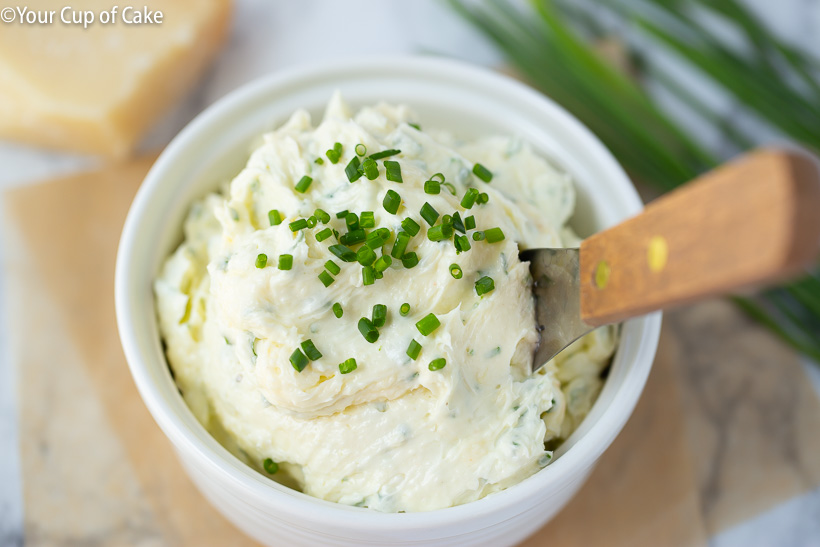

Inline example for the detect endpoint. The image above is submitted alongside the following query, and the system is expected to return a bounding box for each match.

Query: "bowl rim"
[115,55,661,530]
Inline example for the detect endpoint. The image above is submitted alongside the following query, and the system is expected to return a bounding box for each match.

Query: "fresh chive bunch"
[450,0,820,362]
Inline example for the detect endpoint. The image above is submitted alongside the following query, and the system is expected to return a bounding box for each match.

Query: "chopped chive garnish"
[401,252,419,268]
[362,158,379,180]
[336,209,349,219]
[358,317,379,343]
[484,227,505,243]
[278,254,293,270]
[263,458,279,474]
[408,122,421,130]
[384,160,403,182]
[428,358,447,371]
[360,211,375,228]
[401,218,420,236]
[357,245,377,266]
[315,157,324,165]
[268,209,283,226]
[374,269,384,280]
[391,231,411,259]
[477,192,489,204]
[301,339,323,360]
[314,208,331,223]
[326,142,343,164]
[452,212,466,234]
[339,358,358,374]
[420,202,439,225]
[383,190,401,214]
[455,234,471,254]
[366,228,390,249]
[472,231,485,241]
[369,149,401,160]
[289,348,309,372]
[450,264,463,279]
[416,313,440,336]
[340,229,366,246]
[306,216,318,228]
[461,188,479,209]
[318,271,334,287]
[424,180,441,194]
[325,260,341,275]
[345,212,360,230]
[315,227,333,242]
[372,304,387,327]
[332,302,343,318]
[329,244,357,262]
[355,143,367,156]
[362,265,375,286]
[427,223,454,242]
[442,182,457,196]
[345,156,363,182]
[430,173,445,182]
[374,255,392,272]
[442,214,453,226]
[400,303,411,316]
[473,163,493,182]
[289,218,308,232]
[475,276,495,296]
[255,254,268,268]
[406,339,422,360]
[465,215,476,230]
[295,175,313,193]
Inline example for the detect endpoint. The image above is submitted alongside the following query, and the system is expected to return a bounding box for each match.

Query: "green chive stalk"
[449,0,820,362]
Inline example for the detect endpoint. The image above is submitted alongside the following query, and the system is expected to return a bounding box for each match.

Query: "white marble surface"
[0,1,819,545]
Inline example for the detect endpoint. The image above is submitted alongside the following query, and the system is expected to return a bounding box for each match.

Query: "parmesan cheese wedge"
[0,0,231,157]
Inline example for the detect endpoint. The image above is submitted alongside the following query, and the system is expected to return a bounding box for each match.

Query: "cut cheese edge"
[0,0,231,157]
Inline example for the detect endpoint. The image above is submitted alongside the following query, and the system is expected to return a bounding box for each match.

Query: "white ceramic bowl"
[116,57,661,547]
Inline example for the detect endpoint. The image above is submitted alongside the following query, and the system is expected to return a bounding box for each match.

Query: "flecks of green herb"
[374,255,392,272]
[406,339,422,360]
[289,348,309,372]
[339,358,358,374]
[428,358,447,371]
[475,276,495,296]
[473,163,493,182]
[401,217,420,236]
[401,252,419,268]
[359,211,375,228]
[318,271,334,287]
[263,458,279,474]
[416,313,440,336]
[384,160,403,182]
[301,339,323,360]
[268,210,283,226]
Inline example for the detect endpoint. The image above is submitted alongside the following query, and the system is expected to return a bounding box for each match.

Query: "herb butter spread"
[155,94,617,512]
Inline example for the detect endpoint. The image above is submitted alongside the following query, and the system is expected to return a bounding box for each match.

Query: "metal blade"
[520,247,594,372]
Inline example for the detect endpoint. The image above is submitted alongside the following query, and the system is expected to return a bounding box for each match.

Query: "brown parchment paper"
[2,158,820,546]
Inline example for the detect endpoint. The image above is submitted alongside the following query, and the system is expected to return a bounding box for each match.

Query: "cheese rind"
[0,0,231,157]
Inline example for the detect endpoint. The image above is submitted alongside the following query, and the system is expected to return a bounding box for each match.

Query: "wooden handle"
[580,148,820,326]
